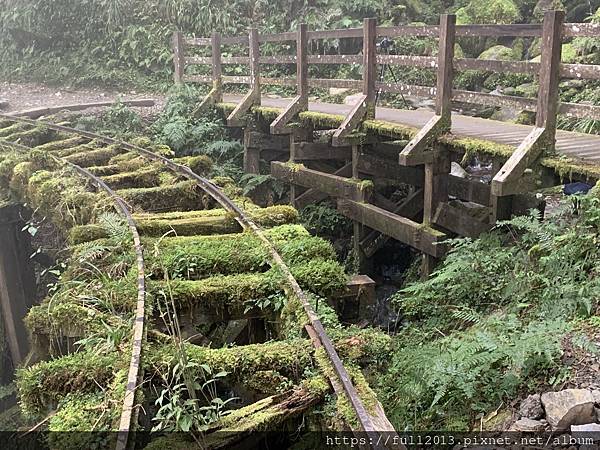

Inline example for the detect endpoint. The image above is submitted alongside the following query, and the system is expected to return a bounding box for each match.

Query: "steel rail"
[0,132,146,450]
[0,113,390,448]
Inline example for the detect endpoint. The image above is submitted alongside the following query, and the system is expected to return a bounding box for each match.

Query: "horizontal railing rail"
[173,14,600,136]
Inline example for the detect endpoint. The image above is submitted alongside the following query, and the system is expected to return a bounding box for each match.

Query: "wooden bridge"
[174,10,600,273]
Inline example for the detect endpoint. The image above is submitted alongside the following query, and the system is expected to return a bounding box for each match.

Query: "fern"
[98,212,130,244]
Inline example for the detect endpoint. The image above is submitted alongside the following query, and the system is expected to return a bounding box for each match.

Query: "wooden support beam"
[243,128,261,174]
[293,142,352,160]
[433,202,491,238]
[399,14,455,167]
[536,10,564,150]
[245,131,290,151]
[360,189,423,258]
[196,32,223,112]
[337,199,446,258]
[271,162,372,202]
[331,18,376,146]
[293,163,352,209]
[227,28,260,127]
[271,24,308,134]
[172,31,185,84]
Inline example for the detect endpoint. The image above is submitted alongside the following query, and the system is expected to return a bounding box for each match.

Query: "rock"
[329,87,350,96]
[0,99,8,110]
[541,389,596,430]
[450,162,468,178]
[344,93,364,106]
[572,423,600,442]
[519,393,544,420]
[592,390,600,404]
[478,45,516,61]
[513,418,546,432]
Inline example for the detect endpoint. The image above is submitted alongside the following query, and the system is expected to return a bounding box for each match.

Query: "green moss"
[173,154,213,176]
[117,181,201,212]
[64,145,122,168]
[363,120,418,139]
[214,102,237,114]
[101,168,161,190]
[299,111,345,129]
[17,351,123,415]
[0,122,30,138]
[4,124,53,147]
[34,136,87,152]
[252,106,282,122]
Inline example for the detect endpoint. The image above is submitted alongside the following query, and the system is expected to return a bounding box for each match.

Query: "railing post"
[211,31,223,103]
[436,14,456,122]
[363,18,377,119]
[173,31,185,84]
[297,23,308,104]
[249,28,261,104]
[536,9,564,150]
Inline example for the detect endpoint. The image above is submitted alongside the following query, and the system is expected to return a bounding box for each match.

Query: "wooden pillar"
[243,128,261,174]
[297,23,308,104]
[172,31,185,84]
[211,31,223,102]
[249,28,261,104]
[422,14,455,277]
[363,18,377,118]
[0,205,36,369]
[536,9,564,151]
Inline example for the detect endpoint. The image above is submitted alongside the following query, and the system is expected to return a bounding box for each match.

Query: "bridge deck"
[224,94,600,165]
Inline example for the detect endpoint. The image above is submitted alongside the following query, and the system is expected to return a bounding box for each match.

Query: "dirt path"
[0,81,165,116]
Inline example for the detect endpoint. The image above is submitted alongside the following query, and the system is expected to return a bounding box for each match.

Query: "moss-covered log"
[17,351,125,415]
[64,145,123,168]
[101,168,162,190]
[117,181,204,212]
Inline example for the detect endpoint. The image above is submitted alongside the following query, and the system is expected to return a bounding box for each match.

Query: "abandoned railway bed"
[0,110,395,449]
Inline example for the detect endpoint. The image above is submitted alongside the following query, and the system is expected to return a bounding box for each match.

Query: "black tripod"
[375,37,412,109]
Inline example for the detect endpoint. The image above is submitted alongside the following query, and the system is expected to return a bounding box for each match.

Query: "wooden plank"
[184,37,211,46]
[259,31,297,42]
[337,199,446,258]
[491,126,546,196]
[223,75,251,84]
[454,58,538,74]
[377,54,437,68]
[260,77,297,86]
[271,162,372,202]
[433,202,490,238]
[222,35,249,45]
[456,24,542,37]
[375,82,436,98]
[332,95,367,146]
[376,25,439,37]
[222,56,250,64]
[186,75,212,83]
[559,102,600,121]
[294,163,352,209]
[308,28,363,40]
[309,78,362,89]
[245,131,290,150]
[453,90,537,111]
[308,55,362,64]
[294,142,352,160]
[360,189,424,258]
[358,154,424,186]
[211,32,223,100]
[399,115,446,165]
[186,56,211,65]
[561,63,600,80]
[260,55,296,64]
[536,10,564,148]
[563,22,600,37]
[173,32,185,84]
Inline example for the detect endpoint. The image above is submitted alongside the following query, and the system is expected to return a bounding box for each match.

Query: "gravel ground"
[0,81,165,117]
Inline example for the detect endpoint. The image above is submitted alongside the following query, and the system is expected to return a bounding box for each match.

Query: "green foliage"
[380,315,567,430]
[75,101,144,136]
[300,203,352,237]
[456,0,521,24]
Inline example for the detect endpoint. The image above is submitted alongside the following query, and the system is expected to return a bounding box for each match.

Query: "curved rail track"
[0,109,395,449]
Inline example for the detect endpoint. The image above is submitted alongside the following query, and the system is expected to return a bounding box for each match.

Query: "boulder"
[541,389,596,430]
[519,393,544,420]
[513,418,546,432]
[450,162,468,179]
[478,45,516,61]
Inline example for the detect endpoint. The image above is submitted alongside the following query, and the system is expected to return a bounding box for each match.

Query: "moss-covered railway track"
[0,112,396,449]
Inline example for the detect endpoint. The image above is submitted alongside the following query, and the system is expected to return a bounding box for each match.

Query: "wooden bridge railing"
[173,12,600,197]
